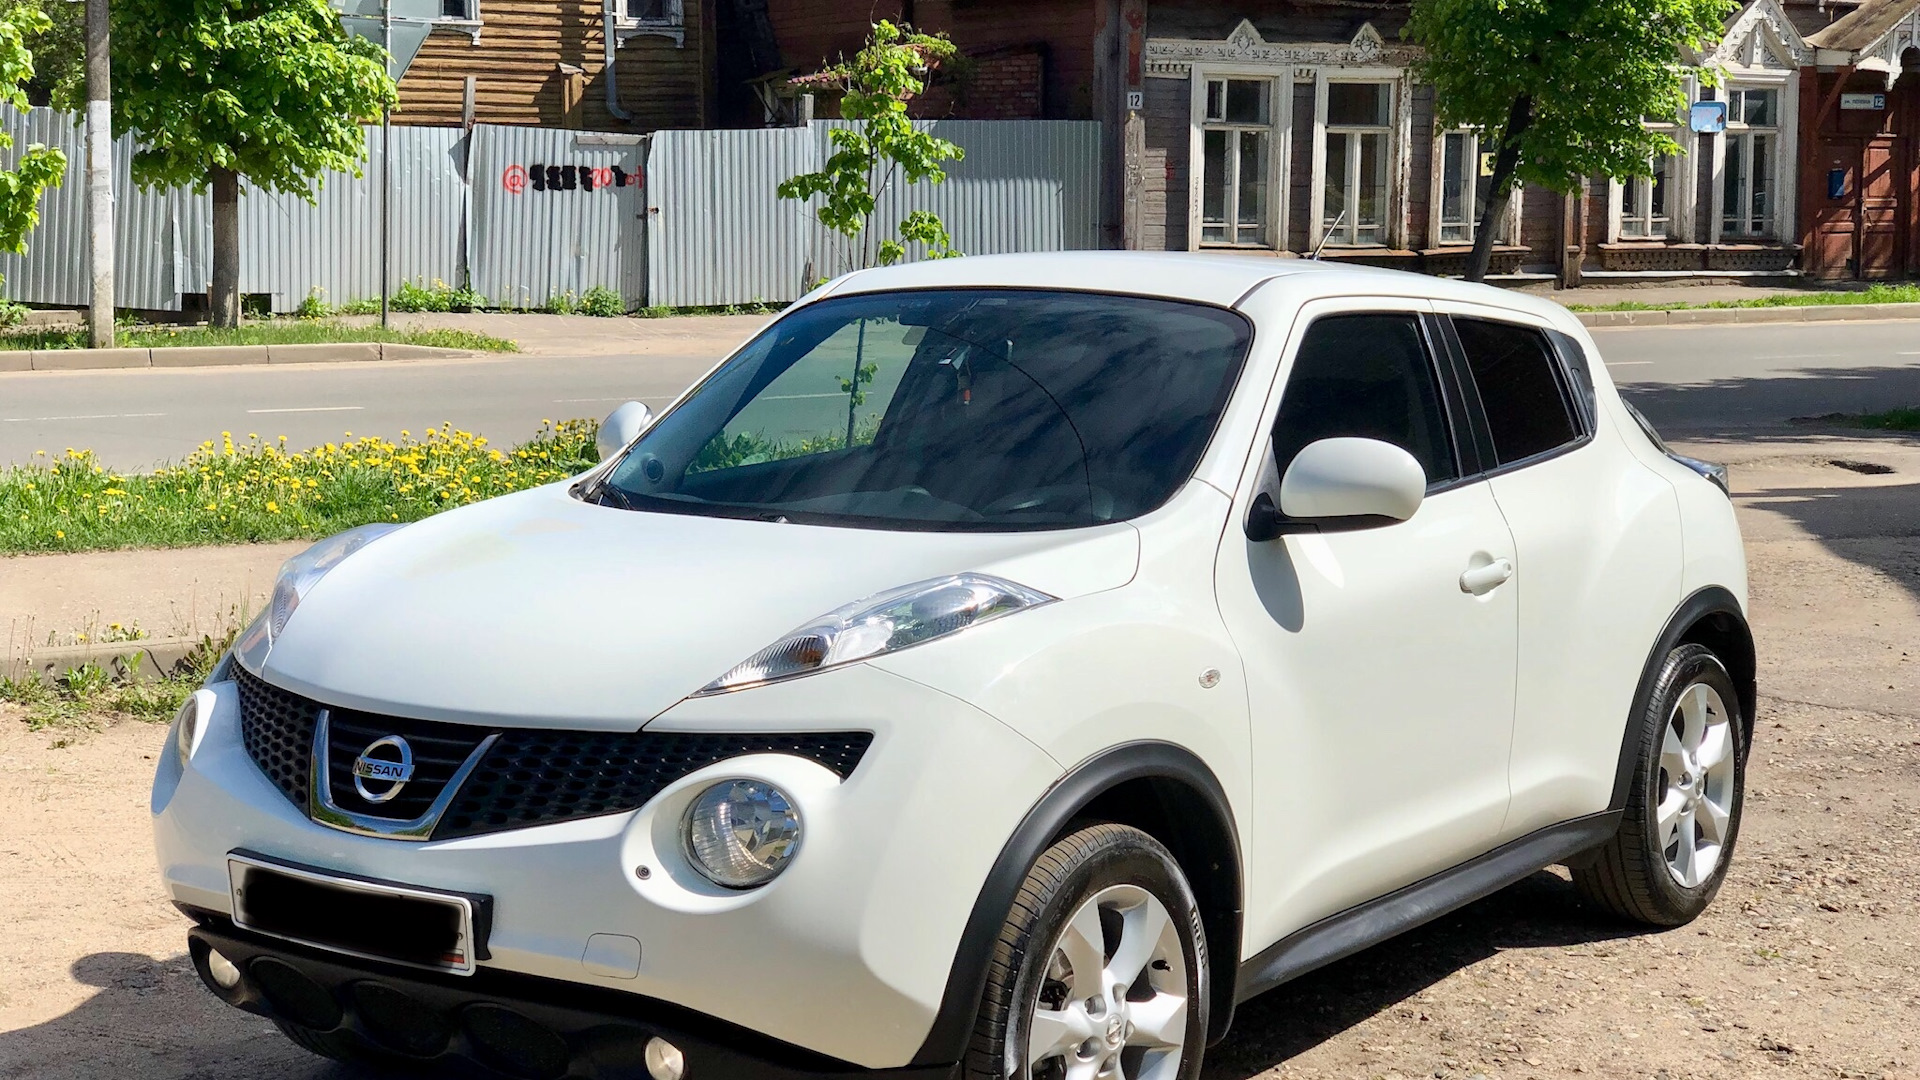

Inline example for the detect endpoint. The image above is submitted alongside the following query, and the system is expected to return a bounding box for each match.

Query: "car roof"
[820,251,1572,326]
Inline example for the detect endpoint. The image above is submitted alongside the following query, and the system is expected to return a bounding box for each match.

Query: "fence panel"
[469,125,647,309]
[646,127,819,309]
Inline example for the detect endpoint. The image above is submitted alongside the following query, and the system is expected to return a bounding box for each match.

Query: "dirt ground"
[0,435,1915,1080]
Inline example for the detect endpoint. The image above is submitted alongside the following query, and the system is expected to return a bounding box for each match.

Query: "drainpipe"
[603,0,634,121]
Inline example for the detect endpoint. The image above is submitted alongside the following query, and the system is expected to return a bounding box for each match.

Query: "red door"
[1859,135,1907,278]
[1807,138,1862,279]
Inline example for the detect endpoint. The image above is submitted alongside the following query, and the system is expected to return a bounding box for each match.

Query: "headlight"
[172,688,215,762]
[236,523,401,665]
[696,573,1053,696]
[683,780,801,889]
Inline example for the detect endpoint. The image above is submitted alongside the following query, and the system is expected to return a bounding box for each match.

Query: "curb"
[7,341,479,372]
[1578,301,1920,328]
[3,637,206,686]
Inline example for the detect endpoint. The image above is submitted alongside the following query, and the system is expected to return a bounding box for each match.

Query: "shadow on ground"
[1618,363,1920,442]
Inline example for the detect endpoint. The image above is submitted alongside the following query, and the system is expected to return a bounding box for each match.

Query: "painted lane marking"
[762,392,851,401]
[2,412,166,422]
[245,406,366,414]
[552,397,638,403]
[1604,361,1655,367]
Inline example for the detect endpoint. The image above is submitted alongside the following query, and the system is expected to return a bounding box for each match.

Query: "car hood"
[256,483,1140,729]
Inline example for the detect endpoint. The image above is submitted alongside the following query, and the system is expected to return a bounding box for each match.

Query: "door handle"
[1460,557,1515,596]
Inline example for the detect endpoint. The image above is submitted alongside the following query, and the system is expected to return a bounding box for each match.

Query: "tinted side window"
[1545,328,1598,433]
[1454,318,1579,466]
[1273,314,1458,486]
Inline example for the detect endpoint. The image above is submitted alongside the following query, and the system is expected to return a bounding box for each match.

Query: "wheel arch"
[909,741,1244,1065]
[1611,585,1756,811]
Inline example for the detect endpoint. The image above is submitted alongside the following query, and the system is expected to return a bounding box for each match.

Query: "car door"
[1431,306,1684,839]
[1215,301,1520,947]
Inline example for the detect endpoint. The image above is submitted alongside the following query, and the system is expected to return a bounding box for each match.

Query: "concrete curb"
[8,341,478,372]
[1578,301,1920,328]
[2,637,206,686]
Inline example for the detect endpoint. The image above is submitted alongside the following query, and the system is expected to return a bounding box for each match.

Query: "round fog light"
[682,780,800,889]
[173,694,202,761]
[207,948,242,990]
[644,1037,686,1080]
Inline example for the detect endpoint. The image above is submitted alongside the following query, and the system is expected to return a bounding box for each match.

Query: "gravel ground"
[0,436,1914,1080]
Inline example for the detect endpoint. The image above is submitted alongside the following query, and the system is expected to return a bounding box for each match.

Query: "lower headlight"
[172,689,213,762]
[682,780,801,889]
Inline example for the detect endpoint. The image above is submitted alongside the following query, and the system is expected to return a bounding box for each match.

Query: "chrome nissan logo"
[351,735,415,804]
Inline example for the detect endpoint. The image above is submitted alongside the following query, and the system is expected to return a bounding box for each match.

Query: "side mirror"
[1245,437,1426,540]
[596,401,654,461]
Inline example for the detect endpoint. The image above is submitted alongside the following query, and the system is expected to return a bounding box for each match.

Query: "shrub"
[579,285,625,318]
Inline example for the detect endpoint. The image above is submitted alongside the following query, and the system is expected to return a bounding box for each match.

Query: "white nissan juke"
[153,253,1752,1080]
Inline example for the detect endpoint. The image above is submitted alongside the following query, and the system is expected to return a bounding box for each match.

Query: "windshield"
[597,289,1252,531]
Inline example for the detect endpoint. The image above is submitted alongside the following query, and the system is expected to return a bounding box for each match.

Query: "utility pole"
[85,0,113,348]
[380,0,392,329]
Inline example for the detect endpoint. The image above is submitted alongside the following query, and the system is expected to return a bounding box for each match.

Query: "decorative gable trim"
[1700,0,1814,69]
[1143,19,1421,78]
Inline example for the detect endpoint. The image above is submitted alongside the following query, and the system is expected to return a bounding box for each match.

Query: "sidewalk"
[336,310,776,358]
[1512,281,1850,308]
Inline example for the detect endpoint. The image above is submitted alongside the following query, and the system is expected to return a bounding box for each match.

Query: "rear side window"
[1453,318,1579,466]
[1545,328,1599,432]
[1273,314,1459,486]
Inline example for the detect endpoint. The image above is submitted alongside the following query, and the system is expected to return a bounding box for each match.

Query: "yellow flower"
[266,501,279,513]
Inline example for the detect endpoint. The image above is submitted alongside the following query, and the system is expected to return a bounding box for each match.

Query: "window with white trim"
[1435,129,1514,246]
[622,0,683,26]
[438,0,477,18]
[1721,86,1779,238]
[1199,77,1275,246]
[1620,152,1676,239]
[1319,81,1392,246]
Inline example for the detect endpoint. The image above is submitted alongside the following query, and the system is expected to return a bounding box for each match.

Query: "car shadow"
[1202,870,1640,1079]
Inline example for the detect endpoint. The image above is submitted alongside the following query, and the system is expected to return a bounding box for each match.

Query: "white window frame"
[616,0,685,45]
[1427,128,1524,249]
[1710,73,1797,243]
[1608,74,1698,243]
[1308,68,1413,250]
[1186,67,1291,251]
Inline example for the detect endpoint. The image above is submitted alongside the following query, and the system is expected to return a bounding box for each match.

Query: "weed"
[579,285,626,318]
[391,278,486,313]
[1827,407,1920,432]
[544,290,580,316]
[294,288,333,319]
[0,299,30,327]
[0,321,516,353]
[1566,283,1920,314]
[1,630,238,731]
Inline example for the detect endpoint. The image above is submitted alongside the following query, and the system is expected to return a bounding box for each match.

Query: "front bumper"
[153,663,1063,1067]
[187,919,958,1080]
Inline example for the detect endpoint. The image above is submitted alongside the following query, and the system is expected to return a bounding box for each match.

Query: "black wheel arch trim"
[908,740,1244,1065]
[1610,585,1756,812]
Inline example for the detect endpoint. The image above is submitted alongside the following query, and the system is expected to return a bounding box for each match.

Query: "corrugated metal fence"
[0,110,1101,313]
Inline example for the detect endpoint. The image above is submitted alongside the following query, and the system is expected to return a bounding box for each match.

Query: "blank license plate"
[229,854,481,975]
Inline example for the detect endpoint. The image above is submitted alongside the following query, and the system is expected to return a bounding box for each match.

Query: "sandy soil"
[0,436,1914,1080]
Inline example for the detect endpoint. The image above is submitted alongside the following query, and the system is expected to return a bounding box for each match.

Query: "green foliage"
[0,321,517,352]
[293,288,332,319]
[0,297,28,326]
[1563,283,1920,313]
[1,420,596,554]
[1407,0,1733,195]
[1,0,79,105]
[84,0,395,197]
[1833,406,1920,432]
[578,285,625,318]
[778,21,965,270]
[0,4,65,279]
[689,415,883,474]
[544,290,579,315]
[1,630,238,731]
[391,278,483,313]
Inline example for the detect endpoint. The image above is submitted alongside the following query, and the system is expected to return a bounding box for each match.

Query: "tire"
[1573,643,1747,926]
[273,1018,414,1073]
[964,824,1209,1080]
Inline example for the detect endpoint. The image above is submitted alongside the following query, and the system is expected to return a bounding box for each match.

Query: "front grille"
[323,708,491,822]
[237,666,319,811]
[435,730,874,840]
[233,669,872,840]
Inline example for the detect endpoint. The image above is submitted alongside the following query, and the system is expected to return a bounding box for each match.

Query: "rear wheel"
[965,824,1208,1080]
[1573,643,1746,926]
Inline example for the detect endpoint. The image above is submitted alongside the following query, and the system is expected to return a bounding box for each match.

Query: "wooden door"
[1859,135,1907,278]
[1806,138,1860,279]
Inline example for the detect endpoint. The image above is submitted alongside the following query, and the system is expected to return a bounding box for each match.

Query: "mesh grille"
[232,667,871,839]
[434,730,873,840]
[236,666,320,811]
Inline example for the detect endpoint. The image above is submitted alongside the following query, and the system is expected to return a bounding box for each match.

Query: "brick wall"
[919,46,1046,119]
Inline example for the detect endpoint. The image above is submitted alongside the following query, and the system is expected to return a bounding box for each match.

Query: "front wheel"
[965,824,1208,1080]
[1573,643,1747,926]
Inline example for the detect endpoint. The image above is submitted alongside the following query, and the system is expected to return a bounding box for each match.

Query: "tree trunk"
[1465,94,1535,284]
[210,167,241,328]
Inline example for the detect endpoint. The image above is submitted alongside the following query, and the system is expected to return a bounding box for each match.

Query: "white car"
[153,253,1753,1080]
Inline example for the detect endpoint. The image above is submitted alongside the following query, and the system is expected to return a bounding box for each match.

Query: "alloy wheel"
[1025,884,1187,1080]
[1657,681,1737,888]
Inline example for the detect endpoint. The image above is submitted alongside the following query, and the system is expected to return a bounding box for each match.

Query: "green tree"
[778,20,966,272]
[1,0,80,106]
[81,0,395,327]
[0,4,65,278]
[1406,0,1733,282]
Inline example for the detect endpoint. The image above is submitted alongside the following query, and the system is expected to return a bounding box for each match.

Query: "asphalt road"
[3,318,1918,468]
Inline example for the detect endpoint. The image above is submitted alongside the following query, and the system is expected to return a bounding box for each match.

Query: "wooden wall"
[393,0,712,130]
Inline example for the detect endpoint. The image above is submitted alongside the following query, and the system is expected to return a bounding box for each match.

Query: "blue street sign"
[1690,101,1728,134]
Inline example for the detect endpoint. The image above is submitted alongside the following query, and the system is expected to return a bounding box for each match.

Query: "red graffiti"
[502,164,528,194]
[590,166,614,189]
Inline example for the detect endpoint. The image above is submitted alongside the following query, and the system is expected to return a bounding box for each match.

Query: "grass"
[1827,407,1920,432]
[0,321,518,353]
[1565,282,1920,313]
[1,419,599,554]
[0,630,232,731]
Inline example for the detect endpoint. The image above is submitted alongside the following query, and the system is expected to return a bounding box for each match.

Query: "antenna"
[1311,208,1347,261]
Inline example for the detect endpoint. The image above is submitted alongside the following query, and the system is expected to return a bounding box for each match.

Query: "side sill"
[1234,811,1622,1004]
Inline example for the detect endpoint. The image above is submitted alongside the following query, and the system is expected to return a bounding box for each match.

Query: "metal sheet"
[646,126,817,308]
[469,124,646,309]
